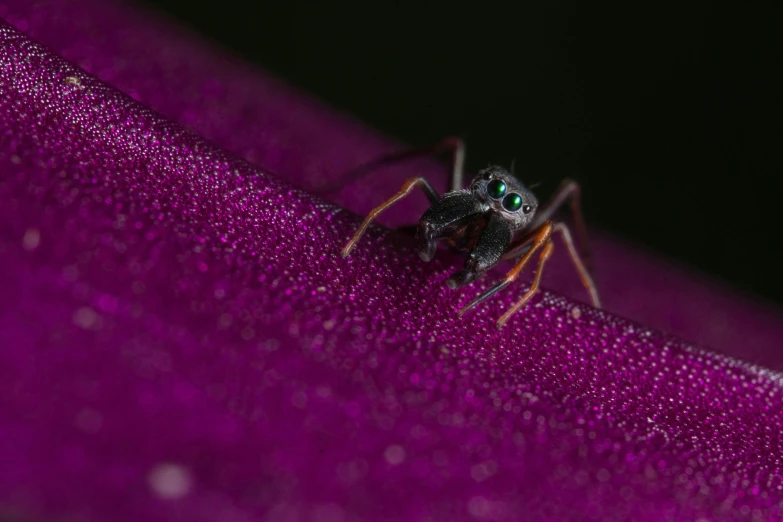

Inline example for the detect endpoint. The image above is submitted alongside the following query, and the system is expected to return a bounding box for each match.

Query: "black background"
[134,0,783,306]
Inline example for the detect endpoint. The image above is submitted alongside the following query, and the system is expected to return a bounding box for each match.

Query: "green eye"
[502,193,523,212]
[486,179,506,199]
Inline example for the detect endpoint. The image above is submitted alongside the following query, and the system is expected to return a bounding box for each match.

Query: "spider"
[334,137,601,327]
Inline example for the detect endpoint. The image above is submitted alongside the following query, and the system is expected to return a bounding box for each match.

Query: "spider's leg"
[341,177,439,258]
[530,178,592,272]
[553,222,601,308]
[458,221,554,315]
[445,136,466,191]
[496,240,555,327]
[316,136,466,194]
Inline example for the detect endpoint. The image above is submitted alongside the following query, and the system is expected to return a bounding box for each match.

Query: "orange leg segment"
[496,240,555,327]
[340,177,438,258]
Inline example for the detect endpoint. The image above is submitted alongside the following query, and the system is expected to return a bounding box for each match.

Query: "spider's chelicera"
[337,137,601,327]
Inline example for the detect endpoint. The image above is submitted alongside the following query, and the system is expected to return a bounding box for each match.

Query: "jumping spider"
[336,137,600,327]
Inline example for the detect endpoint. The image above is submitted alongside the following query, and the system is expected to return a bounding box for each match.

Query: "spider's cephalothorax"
[338,137,600,327]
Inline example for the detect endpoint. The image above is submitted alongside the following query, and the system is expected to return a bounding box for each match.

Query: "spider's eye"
[502,193,523,212]
[487,179,507,199]
[522,204,533,214]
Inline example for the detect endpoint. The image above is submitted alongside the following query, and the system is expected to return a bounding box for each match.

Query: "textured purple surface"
[2,1,783,521]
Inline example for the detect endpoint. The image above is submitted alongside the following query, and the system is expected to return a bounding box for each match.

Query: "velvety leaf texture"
[1,2,783,521]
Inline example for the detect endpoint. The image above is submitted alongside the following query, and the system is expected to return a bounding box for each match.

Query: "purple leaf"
[1,3,782,521]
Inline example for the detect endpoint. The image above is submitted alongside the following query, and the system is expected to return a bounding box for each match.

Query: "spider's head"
[470,165,538,230]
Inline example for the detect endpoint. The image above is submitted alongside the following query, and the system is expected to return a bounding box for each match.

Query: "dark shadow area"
[133,0,783,306]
